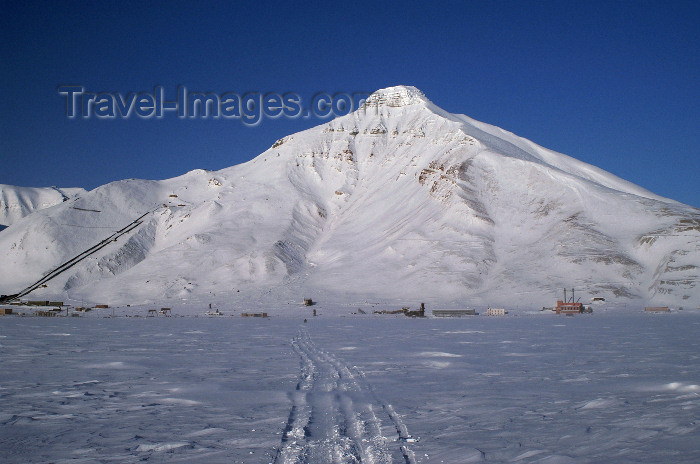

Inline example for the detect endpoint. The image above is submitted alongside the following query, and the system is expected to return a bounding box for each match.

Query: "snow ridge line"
[274,329,416,464]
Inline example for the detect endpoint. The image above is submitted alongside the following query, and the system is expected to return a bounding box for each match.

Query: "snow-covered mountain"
[1,86,698,308]
[0,184,85,227]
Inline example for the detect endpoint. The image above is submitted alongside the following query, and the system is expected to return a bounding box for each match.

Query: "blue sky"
[1,0,698,207]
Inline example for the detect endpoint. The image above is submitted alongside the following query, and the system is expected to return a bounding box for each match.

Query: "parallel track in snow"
[274,329,417,464]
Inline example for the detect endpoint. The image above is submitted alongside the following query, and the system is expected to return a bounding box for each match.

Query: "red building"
[556,300,583,314]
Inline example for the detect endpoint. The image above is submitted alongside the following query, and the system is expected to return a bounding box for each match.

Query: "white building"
[486,308,506,316]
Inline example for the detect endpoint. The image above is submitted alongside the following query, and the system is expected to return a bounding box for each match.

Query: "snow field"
[1,310,700,463]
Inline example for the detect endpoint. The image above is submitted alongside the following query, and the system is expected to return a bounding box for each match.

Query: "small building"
[147,309,157,317]
[486,308,506,316]
[35,310,57,317]
[159,308,171,316]
[0,308,12,315]
[95,304,109,309]
[645,306,670,312]
[0,294,19,304]
[432,309,478,317]
[303,298,314,306]
[555,301,583,314]
[402,303,426,317]
[241,312,268,318]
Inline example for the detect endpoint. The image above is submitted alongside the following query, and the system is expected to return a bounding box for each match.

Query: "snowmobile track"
[274,329,417,464]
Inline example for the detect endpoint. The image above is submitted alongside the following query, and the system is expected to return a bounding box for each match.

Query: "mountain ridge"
[0,184,86,227]
[0,86,697,309]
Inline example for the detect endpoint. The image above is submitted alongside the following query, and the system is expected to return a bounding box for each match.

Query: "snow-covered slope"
[1,86,698,308]
[0,184,85,227]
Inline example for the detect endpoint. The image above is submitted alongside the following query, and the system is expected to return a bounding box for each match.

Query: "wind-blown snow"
[1,312,699,463]
[0,85,698,308]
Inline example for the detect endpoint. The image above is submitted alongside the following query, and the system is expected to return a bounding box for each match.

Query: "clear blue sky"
[1,0,698,207]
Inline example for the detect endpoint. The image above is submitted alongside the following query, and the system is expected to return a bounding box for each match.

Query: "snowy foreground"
[1,311,700,463]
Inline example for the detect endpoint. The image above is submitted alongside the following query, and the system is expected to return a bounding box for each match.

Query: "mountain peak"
[361,85,428,108]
